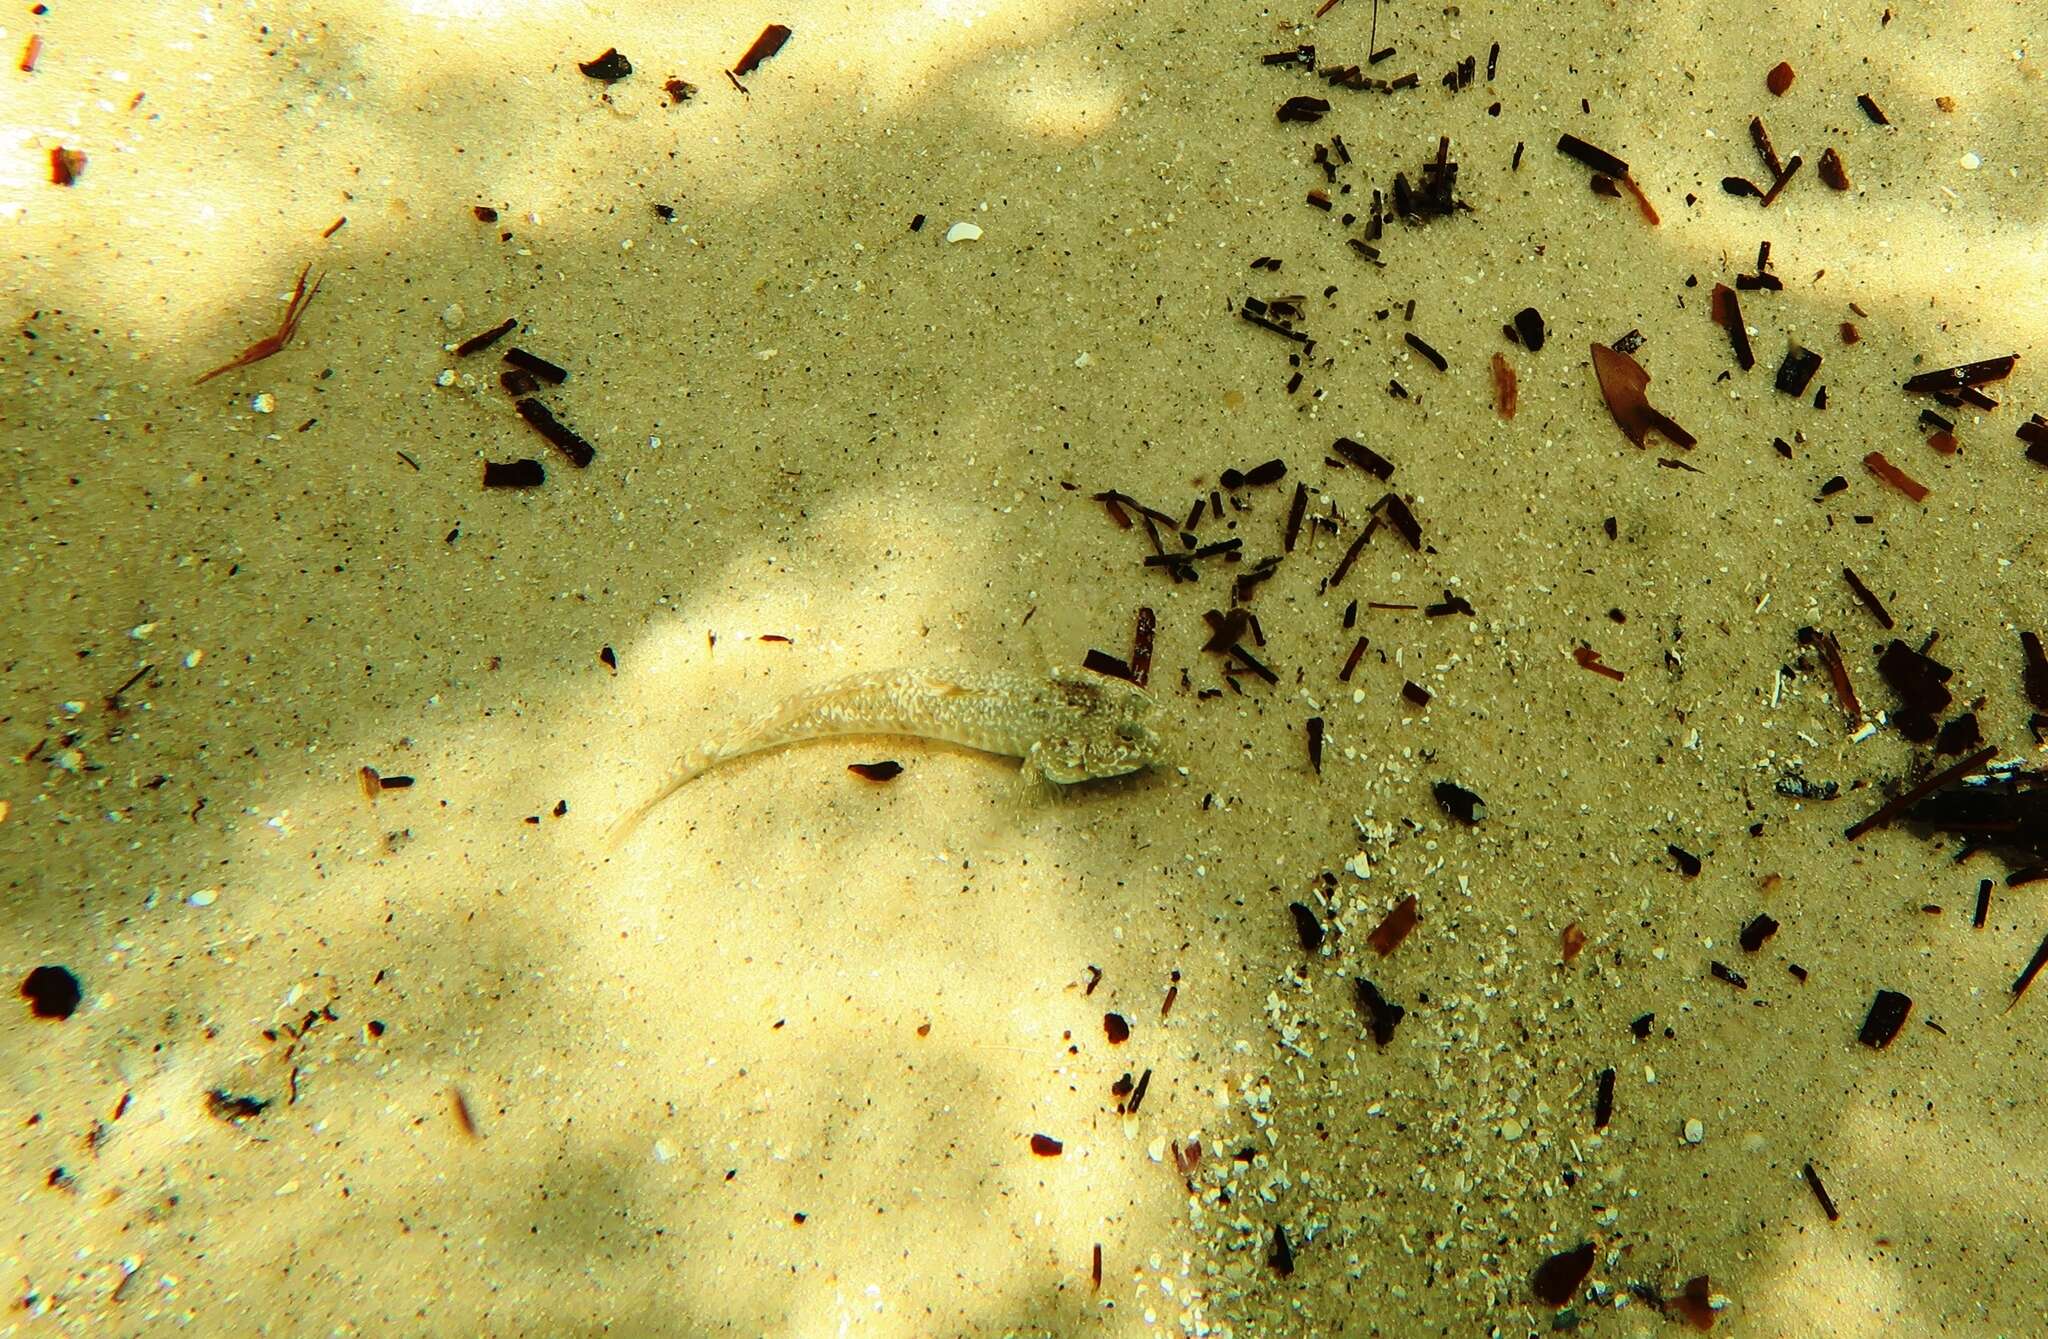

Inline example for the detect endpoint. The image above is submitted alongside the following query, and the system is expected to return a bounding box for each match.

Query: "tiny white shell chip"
[188,888,219,907]
[945,221,983,243]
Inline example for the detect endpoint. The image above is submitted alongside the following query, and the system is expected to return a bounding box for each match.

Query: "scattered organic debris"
[195,263,323,385]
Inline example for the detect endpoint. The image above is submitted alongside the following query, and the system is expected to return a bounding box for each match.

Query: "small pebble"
[187,888,218,907]
[1683,1118,1705,1144]
[1500,1117,1525,1141]
[250,392,274,414]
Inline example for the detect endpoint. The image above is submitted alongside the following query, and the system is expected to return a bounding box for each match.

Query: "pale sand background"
[3,1,2044,1335]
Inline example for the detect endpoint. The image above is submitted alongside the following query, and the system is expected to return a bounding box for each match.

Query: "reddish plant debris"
[1556,132,1627,178]
[1710,284,1755,370]
[732,24,792,77]
[1591,342,1696,449]
[1902,354,2019,394]
[1354,976,1405,1045]
[1433,780,1485,824]
[665,77,698,104]
[456,318,518,357]
[1084,965,1103,995]
[1560,922,1588,964]
[1857,989,1912,1047]
[1669,844,1702,877]
[1976,879,1993,928]
[1083,649,1136,683]
[1511,306,1546,350]
[1857,93,1890,124]
[1841,568,1894,628]
[1574,645,1624,682]
[1766,60,1795,95]
[1269,1224,1295,1276]
[1162,971,1180,1018]
[1776,345,1822,396]
[1710,961,1747,990]
[1375,492,1423,549]
[505,347,568,385]
[1491,352,1518,419]
[2023,631,2048,710]
[482,459,544,488]
[1128,1067,1152,1113]
[20,965,82,1020]
[1797,626,1863,723]
[2021,416,2048,468]
[1861,450,1927,501]
[1093,1244,1103,1290]
[359,765,382,799]
[1333,436,1395,478]
[1840,321,1861,344]
[1130,606,1156,686]
[516,399,596,467]
[1339,635,1369,681]
[1739,913,1780,951]
[1593,1067,1615,1128]
[450,1086,480,1138]
[1029,1133,1063,1157]
[1404,332,1447,371]
[1289,901,1326,952]
[1875,637,1953,741]
[1284,482,1308,552]
[1171,1138,1203,1174]
[1803,1161,1841,1220]
[1847,744,1997,841]
[1102,1011,1130,1044]
[1367,895,1419,955]
[205,1089,269,1125]
[1671,1274,1717,1330]
[1531,1241,1596,1308]
[1277,95,1332,123]
[578,48,632,82]
[846,761,902,782]
[1306,716,1325,774]
[2013,931,2048,1006]
[195,263,323,384]
[19,33,41,72]
[49,146,85,185]
[1758,154,1803,207]
[1401,680,1430,707]
[1619,174,1660,224]
[1819,147,1851,189]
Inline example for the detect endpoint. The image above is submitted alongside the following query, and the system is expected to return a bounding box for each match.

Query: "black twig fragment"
[514,399,595,467]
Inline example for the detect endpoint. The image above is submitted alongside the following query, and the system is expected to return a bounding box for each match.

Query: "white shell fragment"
[944,221,982,243]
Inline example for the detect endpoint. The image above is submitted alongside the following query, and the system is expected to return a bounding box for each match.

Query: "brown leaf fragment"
[732,24,792,77]
[1366,894,1419,955]
[1531,1241,1595,1308]
[1491,351,1518,419]
[1671,1274,1717,1329]
[1819,147,1851,190]
[1591,343,1696,449]
[1861,450,1928,501]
